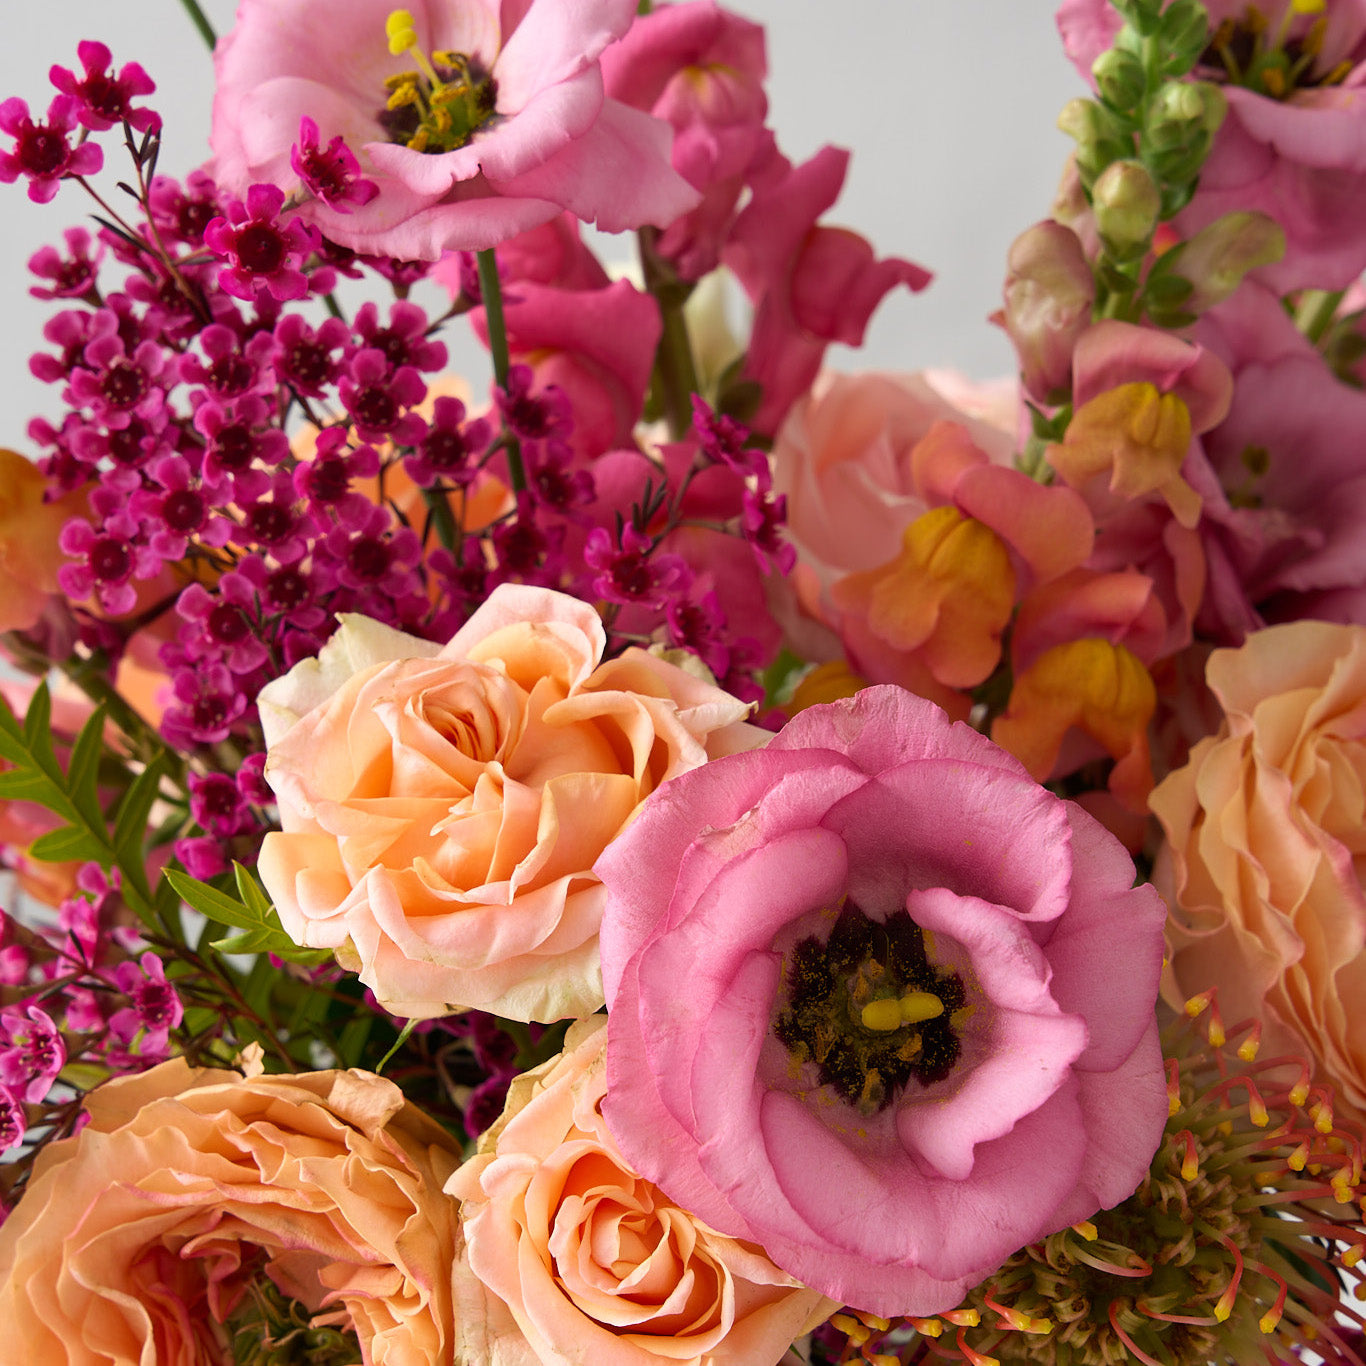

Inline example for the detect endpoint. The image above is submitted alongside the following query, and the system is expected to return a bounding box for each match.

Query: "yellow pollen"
[899,990,945,1024]
[908,1318,943,1338]
[1238,1033,1260,1062]
[943,1309,981,1327]
[1292,0,1326,12]
[1185,990,1213,1019]
[1290,1078,1310,1107]
[1259,1308,1283,1334]
[1072,1220,1099,1241]
[858,1313,892,1333]
[1344,1243,1365,1268]
[386,8,418,53]
[868,1357,902,1366]
[830,1314,870,1345]
[1288,1142,1309,1171]
[860,997,904,1032]
[1261,67,1287,97]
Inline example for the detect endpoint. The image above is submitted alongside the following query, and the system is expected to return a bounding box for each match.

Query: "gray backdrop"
[0,1,1083,451]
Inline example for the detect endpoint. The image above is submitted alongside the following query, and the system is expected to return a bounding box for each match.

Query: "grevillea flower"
[885,1005,1366,1366]
[210,0,701,259]
[598,686,1169,1316]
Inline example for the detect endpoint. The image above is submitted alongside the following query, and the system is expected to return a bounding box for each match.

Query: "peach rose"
[1151,621,1366,1121]
[0,1056,461,1364]
[446,1017,834,1366]
[257,584,760,1022]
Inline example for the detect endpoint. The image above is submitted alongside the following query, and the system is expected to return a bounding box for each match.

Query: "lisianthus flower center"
[378,10,497,154]
[1202,3,1350,99]
[773,900,967,1116]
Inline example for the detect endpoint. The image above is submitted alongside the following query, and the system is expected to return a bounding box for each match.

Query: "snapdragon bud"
[1145,80,1226,183]
[1156,0,1213,69]
[1093,48,1147,115]
[1092,160,1162,259]
[1058,98,1131,185]
[1000,220,1095,404]
[1168,211,1286,313]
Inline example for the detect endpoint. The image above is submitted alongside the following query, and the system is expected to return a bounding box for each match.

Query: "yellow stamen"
[860,998,904,1033]
[899,990,945,1025]
[1292,0,1326,13]
[1072,1220,1099,1241]
[830,1314,870,1345]
[908,1318,943,1338]
[386,8,418,54]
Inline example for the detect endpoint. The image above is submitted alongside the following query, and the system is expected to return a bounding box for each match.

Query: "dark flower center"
[378,49,497,154]
[21,127,68,176]
[162,487,207,533]
[773,900,967,1115]
[89,536,133,583]
[234,223,287,275]
[100,360,147,409]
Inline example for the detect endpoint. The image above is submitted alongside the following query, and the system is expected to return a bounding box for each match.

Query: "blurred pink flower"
[210,0,701,259]
[598,686,1168,1316]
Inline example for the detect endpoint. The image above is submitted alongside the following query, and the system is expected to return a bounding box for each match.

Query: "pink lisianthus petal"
[598,686,1168,1314]
[493,0,637,110]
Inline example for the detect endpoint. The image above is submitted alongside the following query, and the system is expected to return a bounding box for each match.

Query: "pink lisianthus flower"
[210,0,702,260]
[597,686,1168,1317]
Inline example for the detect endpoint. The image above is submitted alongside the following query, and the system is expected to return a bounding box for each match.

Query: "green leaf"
[66,704,109,829]
[28,824,103,865]
[335,1015,374,1069]
[233,862,274,918]
[21,680,54,760]
[113,754,167,867]
[0,769,58,803]
[211,927,283,956]
[164,867,262,932]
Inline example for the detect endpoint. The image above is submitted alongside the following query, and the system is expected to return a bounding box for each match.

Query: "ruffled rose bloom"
[258,584,760,1022]
[210,0,701,260]
[0,1057,460,1363]
[598,686,1168,1316]
[447,1016,834,1366]
[1151,620,1366,1123]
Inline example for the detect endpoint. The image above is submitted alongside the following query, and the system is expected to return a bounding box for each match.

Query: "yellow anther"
[943,1309,981,1327]
[899,990,945,1025]
[868,1356,902,1366]
[386,9,418,54]
[1355,1282,1366,1303]
[1072,1220,1099,1241]
[1290,1078,1311,1108]
[1288,1142,1309,1171]
[908,1317,943,1338]
[1260,1308,1283,1334]
[861,998,904,1033]
[1185,990,1214,1019]
[1343,1243,1364,1268]
[1261,67,1287,98]
[1332,1173,1355,1204]
[858,1314,892,1333]
[1237,1025,1260,1062]
[830,1313,871,1345]
[1292,0,1326,13]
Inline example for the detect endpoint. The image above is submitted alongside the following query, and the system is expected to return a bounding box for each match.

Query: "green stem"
[422,487,460,554]
[476,247,525,494]
[638,227,700,440]
[1295,289,1346,347]
[176,0,218,50]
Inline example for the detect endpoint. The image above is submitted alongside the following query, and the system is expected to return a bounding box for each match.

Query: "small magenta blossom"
[598,686,1169,1317]
[48,40,159,133]
[0,94,102,203]
[203,183,319,302]
[209,0,701,258]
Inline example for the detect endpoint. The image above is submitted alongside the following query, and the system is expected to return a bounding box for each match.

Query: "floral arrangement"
[0,0,1364,1364]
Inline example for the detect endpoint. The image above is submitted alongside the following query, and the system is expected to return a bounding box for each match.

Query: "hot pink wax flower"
[210,0,702,260]
[597,686,1168,1317]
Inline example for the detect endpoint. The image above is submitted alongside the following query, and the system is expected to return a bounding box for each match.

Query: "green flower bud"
[1058,98,1132,183]
[1157,0,1213,72]
[1165,211,1286,313]
[1092,160,1162,260]
[1093,48,1147,114]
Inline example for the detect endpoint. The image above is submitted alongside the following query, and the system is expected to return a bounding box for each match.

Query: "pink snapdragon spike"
[724,146,932,436]
[1058,0,1366,292]
[210,0,702,259]
[48,39,159,133]
[0,95,102,203]
[601,0,775,279]
[598,686,1168,1317]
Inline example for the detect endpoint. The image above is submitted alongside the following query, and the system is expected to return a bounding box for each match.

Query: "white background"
[0,1,1085,452]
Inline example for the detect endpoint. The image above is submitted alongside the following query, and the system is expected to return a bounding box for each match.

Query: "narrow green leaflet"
[163,866,332,967]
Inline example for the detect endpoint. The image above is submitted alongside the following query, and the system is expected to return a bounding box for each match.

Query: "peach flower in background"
[257,584,760,1022]
[769,369,1018,670]
[447,1015,834,1366]
[0,1057,461,1364]
[0,448,86,637]
[1151,620,1366,1121]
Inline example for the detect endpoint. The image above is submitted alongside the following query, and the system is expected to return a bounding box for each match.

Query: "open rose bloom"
[210,0,700,258]
[448,1016,834,1366]
[598,687,1168,1316]
[1152,620,1366,1123]
[0,1057,461,1364]
[258,584,759,1021]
